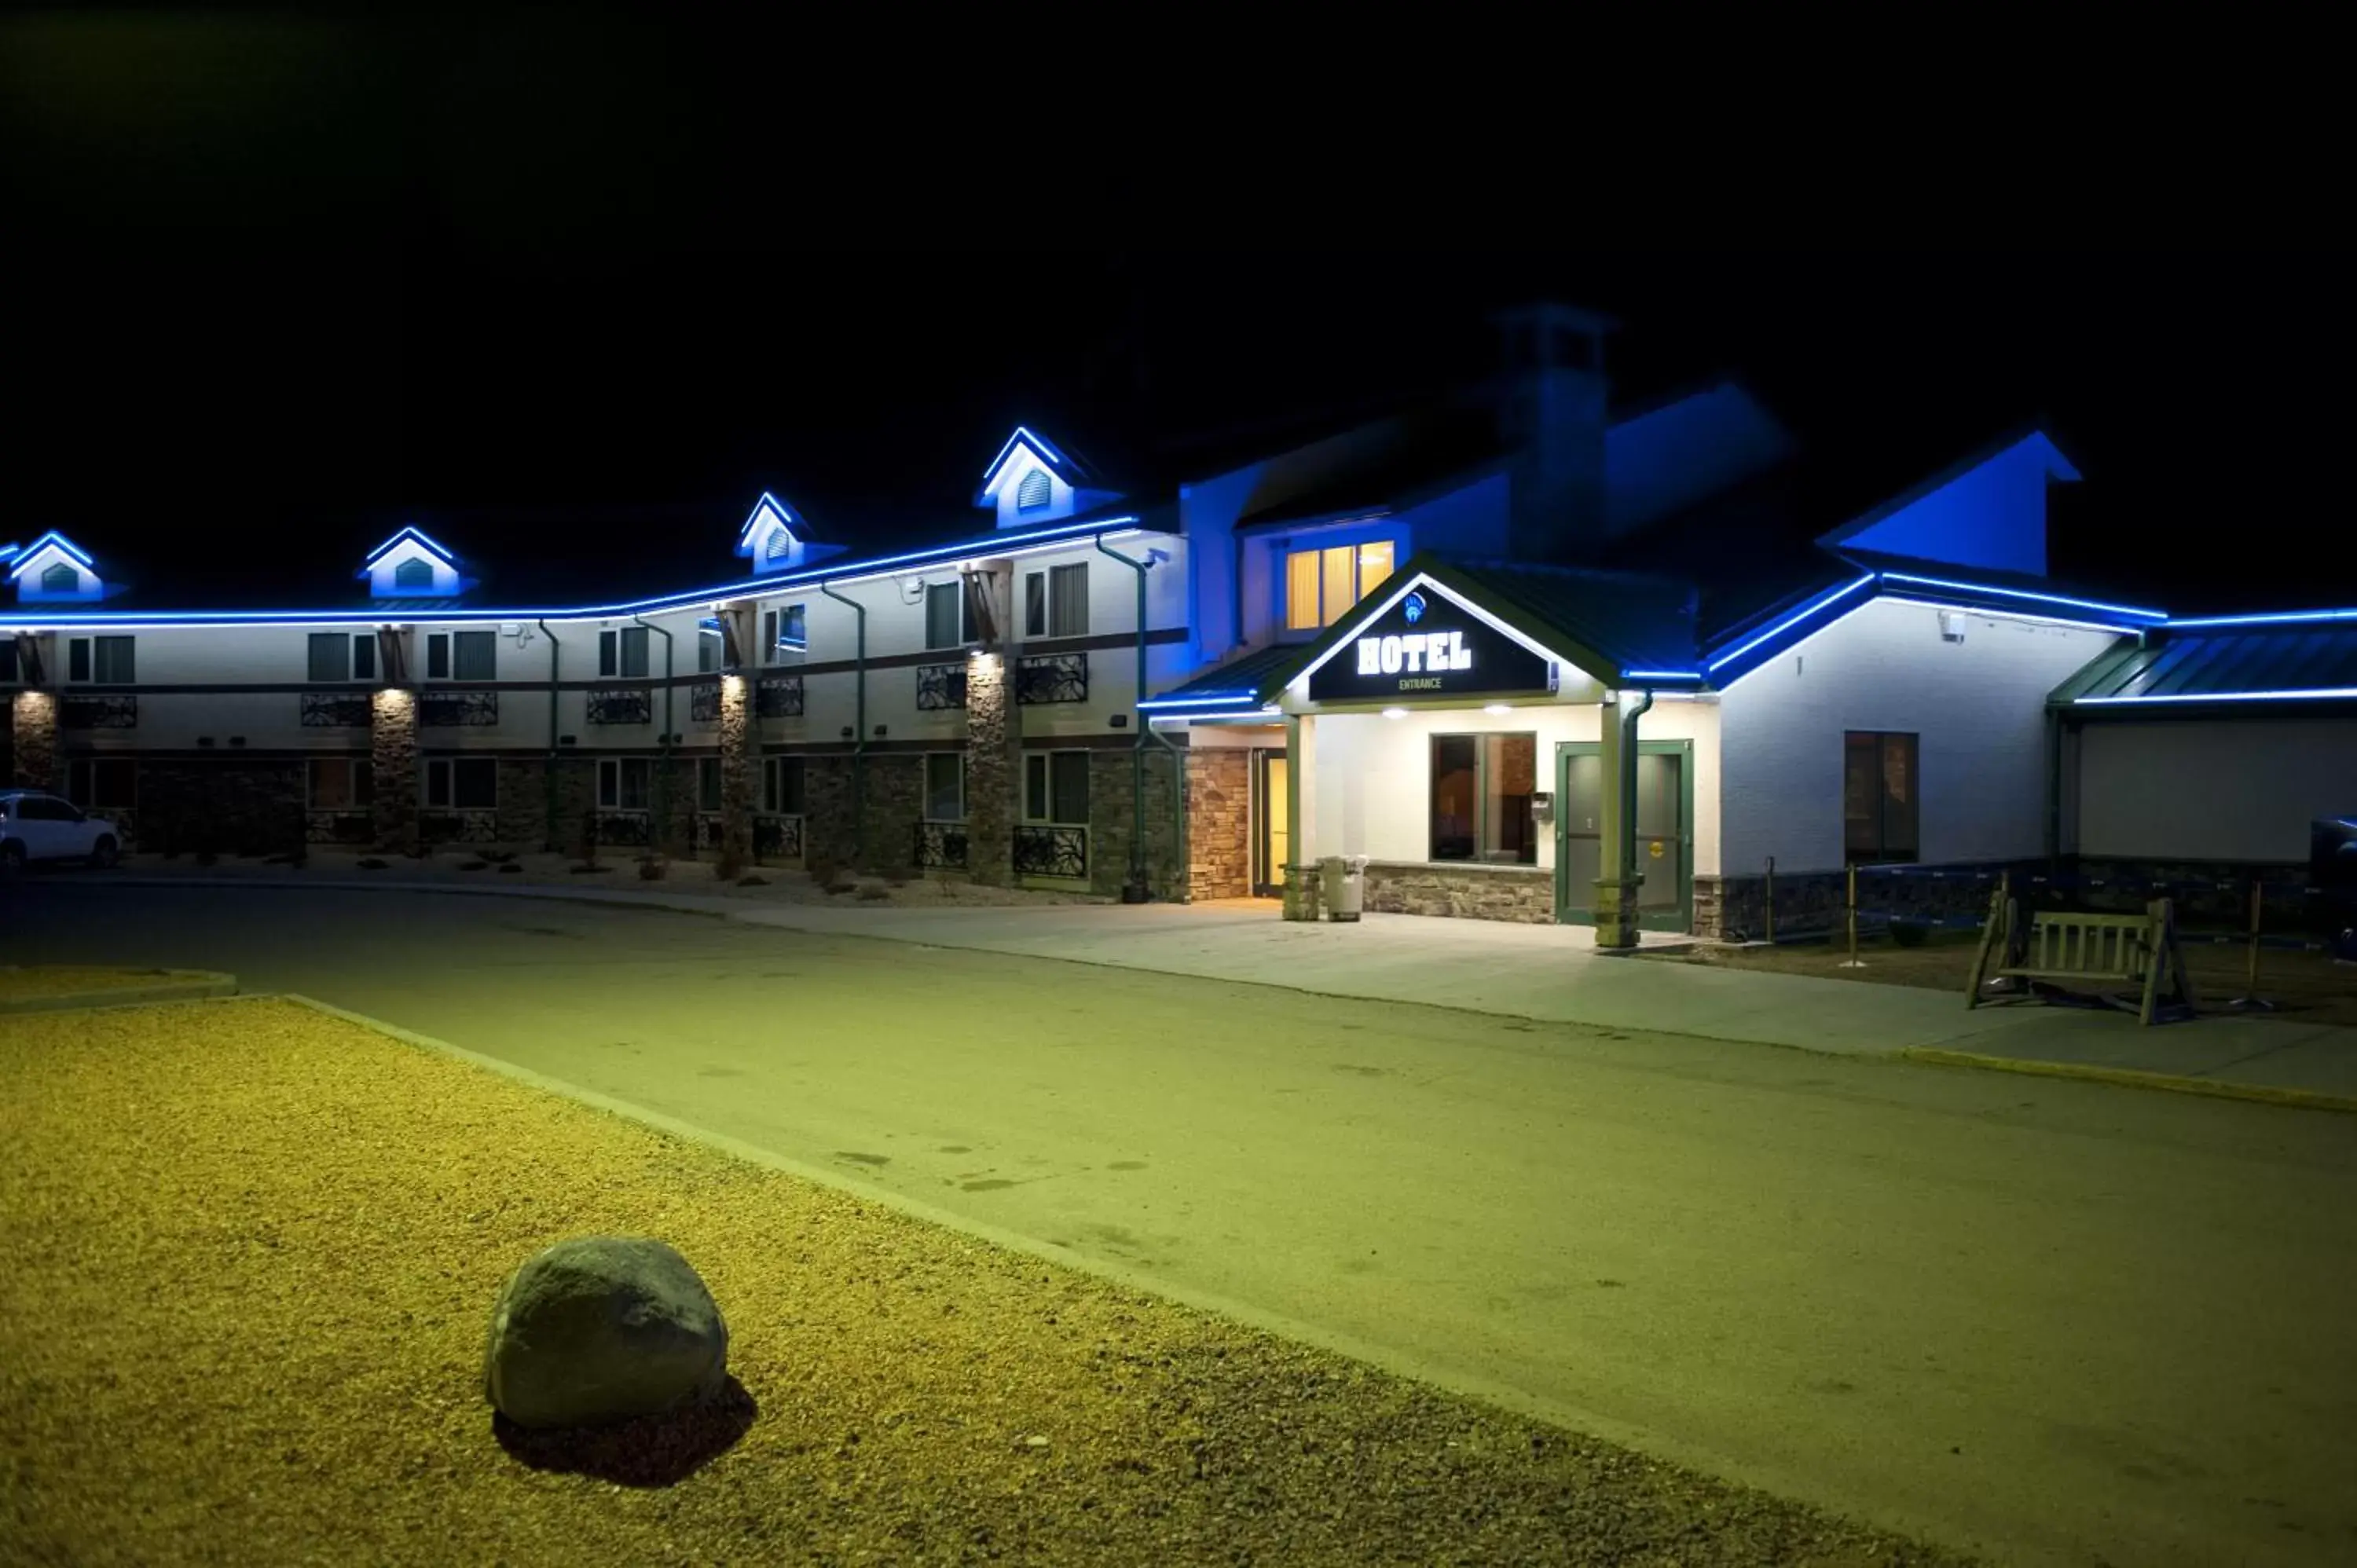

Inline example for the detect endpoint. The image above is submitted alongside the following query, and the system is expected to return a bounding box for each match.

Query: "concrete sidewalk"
[96,874,2357,1106]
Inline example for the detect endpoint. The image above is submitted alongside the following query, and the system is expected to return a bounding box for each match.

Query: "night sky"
[8,17,2348,614]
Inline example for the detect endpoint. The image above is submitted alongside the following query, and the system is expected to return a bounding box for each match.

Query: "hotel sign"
[1307,587,1556,703]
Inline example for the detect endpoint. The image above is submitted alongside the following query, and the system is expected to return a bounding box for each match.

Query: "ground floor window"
[598,757,652,811]
[306,757,372,810]
[762,755,805,815]
[1430,732,1537,864]
[425,757,496,809]
[697,757,723,811]
[923,752,964,821]
[1024,750,1090,823]
[1844,731,1919,863]
[68,757,137,810]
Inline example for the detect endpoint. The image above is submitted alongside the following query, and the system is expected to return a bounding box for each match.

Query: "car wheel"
[0,841,23,878]
[90,835,119,870]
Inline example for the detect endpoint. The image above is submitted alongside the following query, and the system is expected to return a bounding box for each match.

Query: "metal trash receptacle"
[1321,855,1365,921]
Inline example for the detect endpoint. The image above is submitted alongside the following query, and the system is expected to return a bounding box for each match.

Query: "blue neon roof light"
[361,526,458,569]
[1875,571,2166,622]
[5,530,96,579]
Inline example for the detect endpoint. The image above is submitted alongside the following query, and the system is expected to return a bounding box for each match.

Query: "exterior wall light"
[1381,707,1408,720]
[1483,704,1513,715]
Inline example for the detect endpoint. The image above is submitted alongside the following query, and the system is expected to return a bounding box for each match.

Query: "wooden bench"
[1967,883,2197,1025]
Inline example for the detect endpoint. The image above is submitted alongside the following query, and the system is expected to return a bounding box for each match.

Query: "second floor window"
[308,632,376,683]
[599,626,651,678]
[1285,540,1395,631]
[925,582,971,650]
[761,604,806,662]
[68,636,135,683]
[1024,563,1089,639]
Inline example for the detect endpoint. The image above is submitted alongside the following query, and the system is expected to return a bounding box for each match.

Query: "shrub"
[1889,919,1931,948]
[637,855,668,881]
[856,881,891,900]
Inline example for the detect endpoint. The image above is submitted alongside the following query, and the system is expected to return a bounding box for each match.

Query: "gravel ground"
[0,965,182,1002]
[0,995,1973,1566]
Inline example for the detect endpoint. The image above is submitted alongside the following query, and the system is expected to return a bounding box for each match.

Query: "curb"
[1899,1046,2357,1115]
[0,969,240,1016]
[93,875,742,920]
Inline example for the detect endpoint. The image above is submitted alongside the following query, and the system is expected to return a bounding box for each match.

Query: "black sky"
[6,16,2350,614]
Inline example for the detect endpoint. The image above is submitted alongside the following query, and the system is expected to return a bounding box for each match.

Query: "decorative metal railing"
[299,691,372,728]
[585,688,652,726]
[590,811,652,848]
[1017,651,1088,705]
[690,681,720,724]
[913,819,968,870]
[755,674,803,718]
[756,812,804,861]
[305,809,375,845]
[915,661,967,711]
[60,694,137,728]
[1013,822,1088,878]
[420,808,500,845]
[419,690,498,727]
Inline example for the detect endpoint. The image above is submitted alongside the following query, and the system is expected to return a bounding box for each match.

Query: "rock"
[484,1236,729,1431]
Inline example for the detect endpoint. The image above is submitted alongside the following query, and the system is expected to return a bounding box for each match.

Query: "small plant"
[735,874,768,887]
[805,853,841,888]
[856,881,891,900]
[637,855,668,881]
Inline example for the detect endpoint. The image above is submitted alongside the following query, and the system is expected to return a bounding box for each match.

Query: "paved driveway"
[9,882,2357,1567]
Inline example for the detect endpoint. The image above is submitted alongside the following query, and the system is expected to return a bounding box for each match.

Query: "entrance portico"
[1152,559,1717,945]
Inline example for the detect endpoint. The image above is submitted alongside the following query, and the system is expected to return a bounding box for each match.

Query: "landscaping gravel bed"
[0,995,1973,1566]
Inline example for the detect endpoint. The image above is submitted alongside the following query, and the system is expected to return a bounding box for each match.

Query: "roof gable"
[8,530,107,603]
[360,526,467,600]
[1816,429,2078,577]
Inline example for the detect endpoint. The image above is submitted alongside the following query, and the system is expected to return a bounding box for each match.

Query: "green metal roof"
[2052,625,2357,706]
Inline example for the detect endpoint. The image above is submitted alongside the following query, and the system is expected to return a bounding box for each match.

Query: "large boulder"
[484,1236,729,1430]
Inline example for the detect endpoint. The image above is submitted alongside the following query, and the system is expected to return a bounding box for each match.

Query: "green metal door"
[1553,739,1693,931]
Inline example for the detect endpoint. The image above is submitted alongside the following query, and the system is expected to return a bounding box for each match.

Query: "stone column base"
[1592,876,1644,950]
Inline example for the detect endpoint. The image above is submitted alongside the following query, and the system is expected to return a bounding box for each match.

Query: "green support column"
[1591,690,1651,950]
[1280,713,1319,921]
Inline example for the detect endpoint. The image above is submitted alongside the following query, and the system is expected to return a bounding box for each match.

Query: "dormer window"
[765,529,794,563]
[1017,468,1053,512]
[394,557,434,591]
[42,563,78,594]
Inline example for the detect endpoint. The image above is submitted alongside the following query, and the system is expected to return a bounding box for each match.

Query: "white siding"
[2077,718,2357,862]
[1303,698,1721,876]
[1718,598,2120,874]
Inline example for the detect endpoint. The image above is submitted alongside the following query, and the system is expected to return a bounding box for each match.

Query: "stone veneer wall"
[370,688,418,855]
[718,675,753,870]
[1185,748,1251,901]
[1694,857,2059,941]
[801,753,924,874]
[1087,748,1181,899]
[1362,861,1554,924]
[12,691,58,791]
[136,762,306,856]
[965,654,1015,887]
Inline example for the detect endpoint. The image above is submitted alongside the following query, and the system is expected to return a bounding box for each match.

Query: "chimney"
[1494,302,1614,563]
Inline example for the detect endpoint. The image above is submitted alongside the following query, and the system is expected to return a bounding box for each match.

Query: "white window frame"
[597,756,654,811]
[67,634,136,683]
[761,755,805,815]
[1281,537,1397,632]
[305,757,373,811]
[922,752,965,822]
[1023,749,1091,825]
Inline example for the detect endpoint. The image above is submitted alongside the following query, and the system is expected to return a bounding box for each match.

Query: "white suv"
[0,789,123,874]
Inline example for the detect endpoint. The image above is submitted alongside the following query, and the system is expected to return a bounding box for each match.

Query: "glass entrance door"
[1552,739,1692,929]
[1255,750,1289,896]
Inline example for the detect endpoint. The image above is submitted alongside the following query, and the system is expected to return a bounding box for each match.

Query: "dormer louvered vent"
[1017,468,1052,511]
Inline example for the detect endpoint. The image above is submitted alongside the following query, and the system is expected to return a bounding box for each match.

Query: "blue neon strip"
[1137,693,1264,710]
[5,530,96,579]
[1877,571,2166,621]
[0,517,1150,629]
[1622,669,1703,680]
[2165,607,2357,628]
[2076,687,2357,705]
[1704,575,1875,671]
[981,425,1074,488]
[362,526,457,568]
[735,492,798,546]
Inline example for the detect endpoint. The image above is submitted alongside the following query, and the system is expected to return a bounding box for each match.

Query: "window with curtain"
[93,636,136,683]
[306,757,373,810]
[1283,540,1395,630]
[925,582,969,650]
[1844,731,1919,863]
[451,631,496,680]
[1429,733,1536,863]
[1024,751,1091,823]
[924,753,965,820]
[308,632,351,683]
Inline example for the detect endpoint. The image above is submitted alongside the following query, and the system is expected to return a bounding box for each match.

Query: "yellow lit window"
[1285,540,1396,629]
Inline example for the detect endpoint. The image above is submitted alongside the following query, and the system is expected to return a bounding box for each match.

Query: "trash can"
[1320,855,1366,922]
